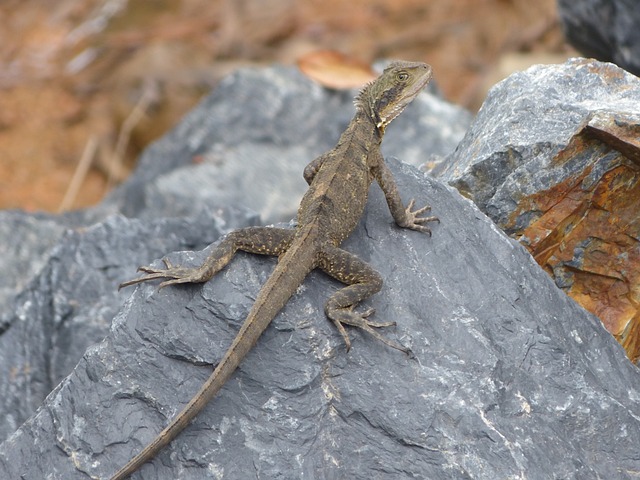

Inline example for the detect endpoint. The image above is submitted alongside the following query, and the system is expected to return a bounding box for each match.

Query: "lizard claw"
[119,258,210,290]
[328,306,411,355]
[402,198,439,236]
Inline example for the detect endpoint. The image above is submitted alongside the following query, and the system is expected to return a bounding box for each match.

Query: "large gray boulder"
[2,158,639,479]
[1,63,639,480]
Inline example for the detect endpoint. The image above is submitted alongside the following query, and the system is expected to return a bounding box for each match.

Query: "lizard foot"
[401,199,440,236]
[329,306,412,355]
[119,259,213,290]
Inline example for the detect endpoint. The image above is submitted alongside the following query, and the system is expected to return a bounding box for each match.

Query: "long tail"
[110,225,318,480]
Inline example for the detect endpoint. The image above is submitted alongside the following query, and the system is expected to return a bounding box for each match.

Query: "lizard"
[110,60,438,480]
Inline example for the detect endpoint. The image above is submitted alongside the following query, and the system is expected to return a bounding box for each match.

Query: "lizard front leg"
[318,244,410,354]
[371,156,439,235]
[120,227,294,289]
[303,153,329,185]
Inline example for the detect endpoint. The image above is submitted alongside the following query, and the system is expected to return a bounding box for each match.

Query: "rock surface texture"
[434,58,640,362]
[0,63,639,479]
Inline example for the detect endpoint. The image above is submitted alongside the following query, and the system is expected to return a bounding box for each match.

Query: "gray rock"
[0,207,122,317]
[0,211,67,314]
[2,160,639,480]
[434,58,640,230]
[0,207,258,443]
[558,0,640,76]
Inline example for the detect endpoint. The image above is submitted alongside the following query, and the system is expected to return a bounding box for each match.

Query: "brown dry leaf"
[297,51,376,89]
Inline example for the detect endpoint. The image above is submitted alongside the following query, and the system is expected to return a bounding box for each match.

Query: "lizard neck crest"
[355,61,433,135]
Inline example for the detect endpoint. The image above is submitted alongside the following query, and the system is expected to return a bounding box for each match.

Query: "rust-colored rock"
[514,113,640,361]
[436,59,640,362]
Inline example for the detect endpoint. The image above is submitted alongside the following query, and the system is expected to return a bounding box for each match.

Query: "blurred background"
[0,0,574,212]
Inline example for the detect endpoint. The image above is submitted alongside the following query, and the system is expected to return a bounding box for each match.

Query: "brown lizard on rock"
[111,60,438,480]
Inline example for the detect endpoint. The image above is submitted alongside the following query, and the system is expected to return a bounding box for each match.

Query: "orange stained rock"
[512,115,640,362]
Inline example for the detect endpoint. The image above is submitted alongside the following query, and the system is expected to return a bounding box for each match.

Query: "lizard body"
[111,60,437,480]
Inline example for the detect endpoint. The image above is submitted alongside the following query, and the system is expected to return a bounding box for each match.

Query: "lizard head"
[356,61,433,134]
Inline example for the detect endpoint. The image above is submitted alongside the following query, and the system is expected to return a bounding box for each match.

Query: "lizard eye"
[397,71,409,81]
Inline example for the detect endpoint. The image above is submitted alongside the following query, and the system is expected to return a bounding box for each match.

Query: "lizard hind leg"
[318,245,411,355]
[119,226,295,290]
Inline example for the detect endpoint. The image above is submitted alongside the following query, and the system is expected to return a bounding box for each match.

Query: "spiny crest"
[355,61,433,133]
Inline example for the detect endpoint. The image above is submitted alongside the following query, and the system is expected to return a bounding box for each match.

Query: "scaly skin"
[111,60,438,480]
